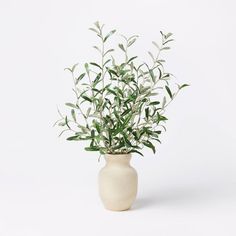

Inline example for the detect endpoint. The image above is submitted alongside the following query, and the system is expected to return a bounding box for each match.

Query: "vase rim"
[105,153,132,160]
[105,153,131,156]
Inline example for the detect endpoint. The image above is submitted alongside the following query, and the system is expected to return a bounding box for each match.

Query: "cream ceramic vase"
[98,153,138,211]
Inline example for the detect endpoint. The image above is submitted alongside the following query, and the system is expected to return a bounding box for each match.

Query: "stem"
[71,72,90,129]
[95,27,109,150]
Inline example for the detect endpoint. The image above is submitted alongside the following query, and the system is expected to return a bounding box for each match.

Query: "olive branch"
[55,21,189,156]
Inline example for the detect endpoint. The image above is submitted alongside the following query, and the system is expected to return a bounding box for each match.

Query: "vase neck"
[105,154,131,166]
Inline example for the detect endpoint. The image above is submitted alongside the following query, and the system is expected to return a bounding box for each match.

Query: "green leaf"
[149,69,156,83]
[108,69,118,77]
[143,140,156,153]
[166,32,173,38]
[90,62,102,70]
[115,87,124,97]
[161,47,171,50]
[123,134,132,147]
[145,107,149,120]
[113,140,125,150]
[108,129,112,146]
[118,44,125,52]
[93,120,101,133]
[104,30,116,42]
[157,113,168,122]
[149,92,158,96]
[71,109,76,122]
[152,138,161,143]
[78,124,90,133]
[165,86,173,99]
[103,59,111,66]
[94,21,100,29]
[65,103,77,109]
[94,73,102,82]
[152,41,160,49]
[148,51,155,61]
[58,122,66,126]
[85,63,89,74]
[113,126,124,136]
[89,27,99,34]
[86,107,91,117]
[67,135,80,141]
[121,109,131,116]
[107,88,117,96]
[128,38,137,47]
[179,84,190,89]
[128,35,139,41]
[162,96,167,108]
[128,149,143,156]
[85,146,100,151]
[93,46,101,53]
[163,39,174,45]
[162,73,170,79]
[91,129,95,138]
[81,95,92,103]
[76,73,86,84]
[127,56,138,64]
[104,49,114,56]
[149,101,160,106]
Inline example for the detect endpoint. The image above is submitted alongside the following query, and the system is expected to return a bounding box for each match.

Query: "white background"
[0,0,236,235]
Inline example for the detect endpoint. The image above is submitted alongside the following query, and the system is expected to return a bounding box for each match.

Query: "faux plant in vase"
[55,21,188,211]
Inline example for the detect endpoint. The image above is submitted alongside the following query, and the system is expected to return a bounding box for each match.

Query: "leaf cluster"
[55,21,189,156]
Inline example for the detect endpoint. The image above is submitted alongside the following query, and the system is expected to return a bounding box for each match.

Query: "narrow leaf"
[76,73,86,84]
[149,69,155,83]
[81,95,92,103]
[65,103,77,109]
[179,84,190,89]
[67,135,80,141]
[162,96,167,108]
[85,147,100,151]
[148,51,155,61]
[163,39,174,45]
[165,86,173,99]
[85,63,89,74]
[104,30,116,42]
[149,101,160,106]
[143,140,156,153]
[161,47,171,50]
[127,56,138,64]
[71,109,76,122]
[89,28,99,34]
[94,21,100,29]
[90,62,102,70]
[86,107,91,117]
[128,38,137,47]
[145,107,149,120]
[128,149,143,157]
[152,41,160,49]
[118,44,125,52]
[104,49,114,56]
[93,46,102,54]
[166,32,173,38]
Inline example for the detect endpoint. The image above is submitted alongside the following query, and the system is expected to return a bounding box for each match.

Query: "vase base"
[104,206,131,211]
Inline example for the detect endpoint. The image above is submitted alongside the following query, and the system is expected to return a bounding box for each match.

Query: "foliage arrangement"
[55,22,188,156]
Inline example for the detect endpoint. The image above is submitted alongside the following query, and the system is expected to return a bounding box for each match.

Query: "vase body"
[98,153,138,211]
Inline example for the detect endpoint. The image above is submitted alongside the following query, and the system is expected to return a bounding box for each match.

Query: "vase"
[98,153,138,211]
